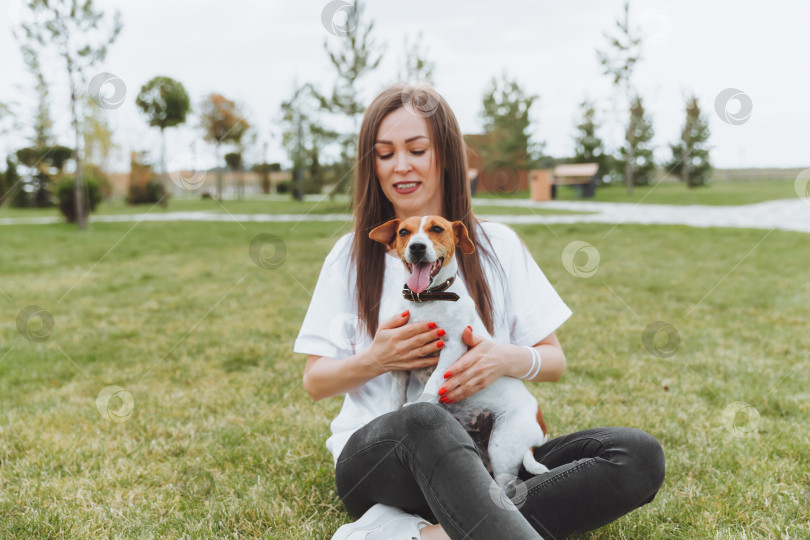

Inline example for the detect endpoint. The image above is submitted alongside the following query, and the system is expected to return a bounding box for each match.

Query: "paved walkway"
[1,198,808,234]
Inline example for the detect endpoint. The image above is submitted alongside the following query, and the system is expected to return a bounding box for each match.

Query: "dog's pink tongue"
[407,262,432,293]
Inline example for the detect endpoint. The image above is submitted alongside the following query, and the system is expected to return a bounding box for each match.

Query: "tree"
[83,96,116,199]
[572,99,609,179]
[14,145,73,207]
[1,158,20,205]
[199,94,250,200]
[135,76,191,187]
[18,43,53,149]
[478,72,542,170]
[312,0,383,196]
[281,83,336,200]
[668,95,712,188]
[398,32,435,84]
[617,96,655,187]
[596,0,643,193]
[15,0,122,229]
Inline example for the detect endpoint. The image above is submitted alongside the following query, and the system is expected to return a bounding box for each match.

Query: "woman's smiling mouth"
[393,181,421,194]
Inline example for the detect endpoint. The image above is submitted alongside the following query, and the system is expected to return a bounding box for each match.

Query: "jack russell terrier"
[369,215,550,484]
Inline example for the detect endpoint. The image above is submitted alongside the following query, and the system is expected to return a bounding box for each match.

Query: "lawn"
[0,195,587,220]
[0,214,808,538]
[0,176,801,222]
[485,177,801,206]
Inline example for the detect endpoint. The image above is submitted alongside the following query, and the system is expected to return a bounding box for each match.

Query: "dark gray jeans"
[335,402,665,539]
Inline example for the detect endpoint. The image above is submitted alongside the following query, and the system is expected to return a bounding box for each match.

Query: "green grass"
[1,217,808,538]
[0,195,586,219]
[0,176,802,221]
[483,177,800,206]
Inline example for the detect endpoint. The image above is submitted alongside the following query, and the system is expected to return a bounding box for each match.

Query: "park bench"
[529,163,600,201]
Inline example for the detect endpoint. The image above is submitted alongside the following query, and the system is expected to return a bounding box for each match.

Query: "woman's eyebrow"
[374,135,429,145]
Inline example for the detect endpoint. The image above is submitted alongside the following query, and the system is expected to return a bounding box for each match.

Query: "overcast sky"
[1,0,808,172]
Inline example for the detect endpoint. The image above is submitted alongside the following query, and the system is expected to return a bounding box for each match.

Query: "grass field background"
[1,181,809,538]
[0,176,803,221]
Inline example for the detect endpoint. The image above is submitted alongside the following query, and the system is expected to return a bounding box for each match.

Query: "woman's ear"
[369,219,401,249]
[452,221,475,254]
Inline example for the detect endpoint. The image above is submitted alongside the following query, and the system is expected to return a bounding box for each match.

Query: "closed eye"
[377,150,426,160]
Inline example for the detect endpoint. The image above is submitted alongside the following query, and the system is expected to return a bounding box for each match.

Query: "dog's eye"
[398,229,410,237]
[430,226,444,233]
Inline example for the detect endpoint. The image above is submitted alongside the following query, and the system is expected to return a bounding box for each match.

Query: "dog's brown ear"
[369,219,401,249]
[452,221,476,254]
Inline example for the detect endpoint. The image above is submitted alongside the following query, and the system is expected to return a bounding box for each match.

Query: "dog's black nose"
[409,242,426,255]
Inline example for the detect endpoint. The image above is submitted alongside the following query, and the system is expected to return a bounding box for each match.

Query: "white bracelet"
[519,346,542,380]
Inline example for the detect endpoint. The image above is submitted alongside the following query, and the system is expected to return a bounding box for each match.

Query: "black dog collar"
[402,276,459,302]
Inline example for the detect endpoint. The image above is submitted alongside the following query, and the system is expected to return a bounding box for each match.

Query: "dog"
[369,215,550,485]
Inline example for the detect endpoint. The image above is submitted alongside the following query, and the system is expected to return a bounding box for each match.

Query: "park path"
[1,198,808,234]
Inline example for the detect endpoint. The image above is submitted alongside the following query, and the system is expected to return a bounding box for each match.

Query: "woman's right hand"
[365,310,446,374]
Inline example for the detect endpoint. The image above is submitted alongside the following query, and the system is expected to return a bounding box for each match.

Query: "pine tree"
[572,100,609,178]
[399,32,435,84]
[618,96,655,186]
[312,0,383,197]
[596,1,644,193]
[668,95,712,187]
[479,72,541,170]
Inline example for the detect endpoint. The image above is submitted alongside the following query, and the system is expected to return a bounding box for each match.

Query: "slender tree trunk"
[68,61,86,230]
[216,143,223,200]
[624,88,634,195]
[161,126,168,189]
[624,144,634,194]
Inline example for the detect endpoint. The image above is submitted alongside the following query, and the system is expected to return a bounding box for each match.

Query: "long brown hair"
[351,82,499,340]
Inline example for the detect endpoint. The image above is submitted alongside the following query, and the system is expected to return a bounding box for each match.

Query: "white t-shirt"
[293,220,573,467]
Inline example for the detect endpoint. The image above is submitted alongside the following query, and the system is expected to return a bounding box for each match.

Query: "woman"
[294,83,665,540]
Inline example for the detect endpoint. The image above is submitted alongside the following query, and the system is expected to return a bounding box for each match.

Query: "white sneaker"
[332,503,432,540]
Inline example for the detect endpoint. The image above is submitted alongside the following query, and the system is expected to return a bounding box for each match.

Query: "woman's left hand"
[439,326,509,403]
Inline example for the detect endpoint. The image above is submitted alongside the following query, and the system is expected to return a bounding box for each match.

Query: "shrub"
[56,177,102,223]
[127,178,168,206]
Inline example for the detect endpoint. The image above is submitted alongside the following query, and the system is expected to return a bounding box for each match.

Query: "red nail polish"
[444,371,452,378]
[428,321,437,329]
[440,396,448,403]
[401,310,409,317]
[439,387,447,395]
[467,326,472,332]
[437,329,446,337]
[437,341,444,348]
[445,398,452,404]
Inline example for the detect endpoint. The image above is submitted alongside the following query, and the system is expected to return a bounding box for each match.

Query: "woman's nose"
[393,152,411,173]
